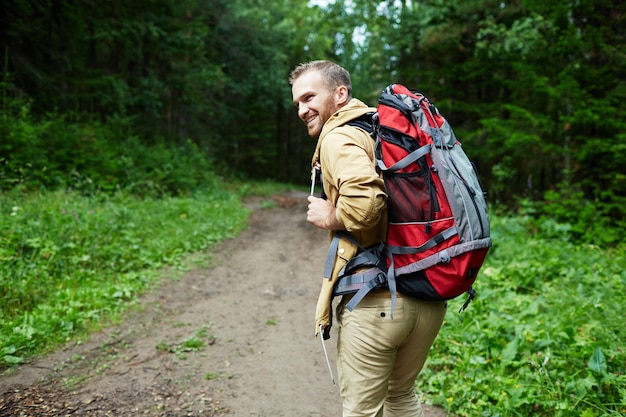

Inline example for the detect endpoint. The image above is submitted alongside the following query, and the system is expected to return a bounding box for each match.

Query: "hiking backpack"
[329,84,492,314]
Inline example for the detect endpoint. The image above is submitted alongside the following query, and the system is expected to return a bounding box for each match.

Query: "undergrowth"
[1,186,624,416]
[0,188,249,367]
[421,216,626,416]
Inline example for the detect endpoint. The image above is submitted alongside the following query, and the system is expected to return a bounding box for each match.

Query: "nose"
[298,104,309,121]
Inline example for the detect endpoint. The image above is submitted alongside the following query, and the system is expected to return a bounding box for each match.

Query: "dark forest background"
[2,0,625,243]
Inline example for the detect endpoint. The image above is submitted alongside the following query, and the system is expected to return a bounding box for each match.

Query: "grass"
[1,183,624,416]
[0,179,296,369]
[0,186,250,367]
[420,215,626,416]
[155,324,216,360]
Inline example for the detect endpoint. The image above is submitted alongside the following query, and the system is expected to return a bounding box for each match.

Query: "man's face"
[291,70,340,138]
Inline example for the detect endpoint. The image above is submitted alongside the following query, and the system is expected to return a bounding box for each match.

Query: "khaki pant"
[336,292,447,417]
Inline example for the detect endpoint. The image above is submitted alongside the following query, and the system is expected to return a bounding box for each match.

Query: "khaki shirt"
[311,98,388,335]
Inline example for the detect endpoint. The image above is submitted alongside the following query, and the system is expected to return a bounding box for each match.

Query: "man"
[290,60,447,417]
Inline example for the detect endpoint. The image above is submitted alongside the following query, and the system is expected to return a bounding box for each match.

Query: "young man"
[290,60,447,417]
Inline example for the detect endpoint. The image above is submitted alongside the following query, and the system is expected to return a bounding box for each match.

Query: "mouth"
[304,115,318,127]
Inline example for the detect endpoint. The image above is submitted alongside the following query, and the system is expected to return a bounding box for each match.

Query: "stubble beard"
[309,95,338,138]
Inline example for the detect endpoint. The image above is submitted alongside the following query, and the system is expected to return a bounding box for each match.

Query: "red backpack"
[328,84,492,314]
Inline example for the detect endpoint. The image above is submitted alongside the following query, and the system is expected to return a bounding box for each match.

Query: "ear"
[335,85,350,106]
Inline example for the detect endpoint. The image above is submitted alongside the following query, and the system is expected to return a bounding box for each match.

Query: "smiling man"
[289,60,447,417]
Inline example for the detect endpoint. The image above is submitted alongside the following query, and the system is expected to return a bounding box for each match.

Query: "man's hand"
[307,196,344,230]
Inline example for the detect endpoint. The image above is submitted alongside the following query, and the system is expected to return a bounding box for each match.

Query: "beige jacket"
[311,98,388,336]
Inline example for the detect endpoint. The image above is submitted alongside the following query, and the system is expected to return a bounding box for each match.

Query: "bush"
[0,97,219,196]
[540,187,625,246]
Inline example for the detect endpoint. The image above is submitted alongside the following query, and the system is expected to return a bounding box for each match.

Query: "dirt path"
[0,192,447,417]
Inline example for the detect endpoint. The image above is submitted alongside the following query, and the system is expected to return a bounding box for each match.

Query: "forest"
[1,0,625,416]
[2,0,625,241]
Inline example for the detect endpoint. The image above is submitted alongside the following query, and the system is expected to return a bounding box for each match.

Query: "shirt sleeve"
[321,127,386,232]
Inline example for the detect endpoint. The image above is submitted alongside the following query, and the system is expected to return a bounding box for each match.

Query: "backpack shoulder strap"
[345,112,375,135]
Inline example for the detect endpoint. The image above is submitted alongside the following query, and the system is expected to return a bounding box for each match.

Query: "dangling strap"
[459,287,476,312]
[385,245,397,319]
[323,234,341,278]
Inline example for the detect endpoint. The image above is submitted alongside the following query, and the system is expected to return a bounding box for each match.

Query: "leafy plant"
[204,372,219,380]
[0,190,247,367]
[419,215,626,416]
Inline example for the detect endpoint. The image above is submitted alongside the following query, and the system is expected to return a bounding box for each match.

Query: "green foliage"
[3,0,626,233]
[0,96,220,196]
[342,0,626,242]
[540,186,626,245]
[0,189,249,367]
[224,179,306,198]
[0,1,624,415]
[1,0,328,184]
[420,215,626,416]
[1,0,228,142]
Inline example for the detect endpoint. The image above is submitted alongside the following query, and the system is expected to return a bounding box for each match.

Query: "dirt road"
[0,192,447,416]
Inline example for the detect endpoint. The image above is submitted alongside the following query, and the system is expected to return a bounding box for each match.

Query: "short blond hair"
[289,60,353,98]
